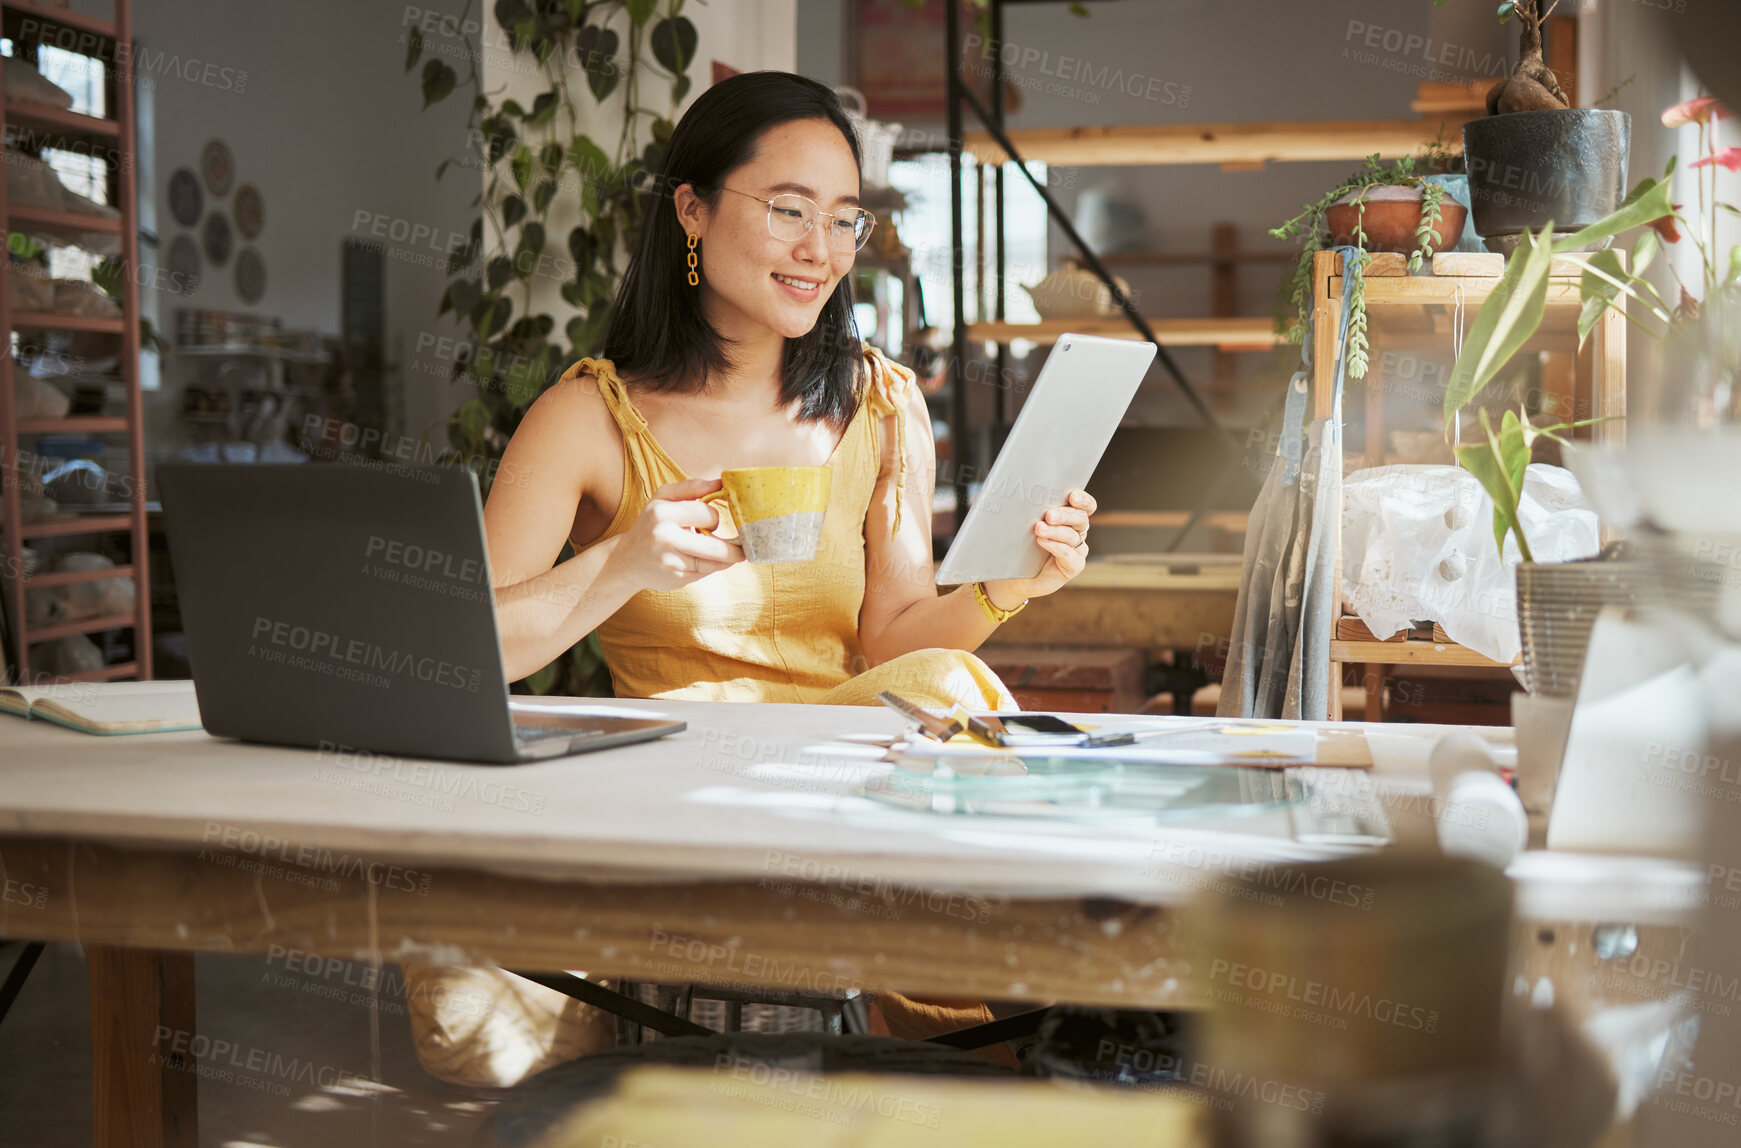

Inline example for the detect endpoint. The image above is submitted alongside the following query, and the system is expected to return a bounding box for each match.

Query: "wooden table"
[994,555,1242,653]
[0,698,1684,1146]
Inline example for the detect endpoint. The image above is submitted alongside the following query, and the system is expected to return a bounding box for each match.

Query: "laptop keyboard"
[513,723,603,743]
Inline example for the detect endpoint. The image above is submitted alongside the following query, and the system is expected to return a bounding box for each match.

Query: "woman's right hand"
[602,478,745,593]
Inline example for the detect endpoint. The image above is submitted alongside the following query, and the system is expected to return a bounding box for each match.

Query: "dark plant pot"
[1462,109,1631,253]
[1325,189,1468,256]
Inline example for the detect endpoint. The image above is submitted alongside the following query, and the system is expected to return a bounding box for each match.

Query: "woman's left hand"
[981,489,1097,608]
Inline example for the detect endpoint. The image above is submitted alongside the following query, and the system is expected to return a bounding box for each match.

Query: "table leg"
[1365,663,1386,723]
[89,947,197,1148]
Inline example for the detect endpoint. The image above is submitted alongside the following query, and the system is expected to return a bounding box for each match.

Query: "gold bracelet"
[972,581,1027,624]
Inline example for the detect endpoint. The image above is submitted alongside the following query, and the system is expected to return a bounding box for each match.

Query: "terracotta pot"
[1325,185,1468,256]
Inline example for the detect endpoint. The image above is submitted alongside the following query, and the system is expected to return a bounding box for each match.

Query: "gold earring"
[686,232,699,286]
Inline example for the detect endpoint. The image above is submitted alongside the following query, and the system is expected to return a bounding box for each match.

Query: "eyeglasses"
[718,186,876,252]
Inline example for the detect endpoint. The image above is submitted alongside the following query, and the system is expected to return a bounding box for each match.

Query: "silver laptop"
[158,462,684,764]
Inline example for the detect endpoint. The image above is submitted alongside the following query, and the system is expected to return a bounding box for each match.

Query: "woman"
[407,71,1096,1089]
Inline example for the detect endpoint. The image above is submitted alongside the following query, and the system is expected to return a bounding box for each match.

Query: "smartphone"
[979,713,1091,747]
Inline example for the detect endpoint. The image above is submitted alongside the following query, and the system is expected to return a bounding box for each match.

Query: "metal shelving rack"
[937,0,1476,546]
[0,0,149,682]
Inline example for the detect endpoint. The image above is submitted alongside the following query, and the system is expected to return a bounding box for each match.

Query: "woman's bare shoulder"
[506,364,627,491]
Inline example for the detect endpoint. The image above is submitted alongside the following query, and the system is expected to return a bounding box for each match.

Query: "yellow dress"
[569,341,1017,712]
[404,344,1019,1087]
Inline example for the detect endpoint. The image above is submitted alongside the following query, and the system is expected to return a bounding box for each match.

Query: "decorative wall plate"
[168,168,202,227]
[167,234,202,296]
[202,212,232,268]
[234,247,266,303]
[233,183,264,239]
[201,139,235,197]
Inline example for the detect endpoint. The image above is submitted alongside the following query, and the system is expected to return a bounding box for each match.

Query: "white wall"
[76,0,478,456]
[479,0,796,331]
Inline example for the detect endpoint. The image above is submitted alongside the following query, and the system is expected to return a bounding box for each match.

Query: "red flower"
[1663,97,1732,127]
[1689,148,1741,173]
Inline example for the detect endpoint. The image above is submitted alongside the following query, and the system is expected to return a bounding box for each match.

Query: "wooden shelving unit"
[961,115,1475,170]
[1310,250,1624,720]
[965,315,1282,351]
[0,0,149,683]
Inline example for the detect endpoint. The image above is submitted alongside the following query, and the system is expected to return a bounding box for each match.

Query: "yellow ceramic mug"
[701,466,831,564]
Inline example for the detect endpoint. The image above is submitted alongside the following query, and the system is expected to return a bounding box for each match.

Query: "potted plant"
[1438,94,1741,691]
[1271,150,1467,377]
[1445,0,1632,253]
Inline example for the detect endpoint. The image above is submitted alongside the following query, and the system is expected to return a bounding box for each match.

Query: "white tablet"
[935,333,1157,585]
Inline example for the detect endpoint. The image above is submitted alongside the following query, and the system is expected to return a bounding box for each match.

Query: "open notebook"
[0,679,203,735]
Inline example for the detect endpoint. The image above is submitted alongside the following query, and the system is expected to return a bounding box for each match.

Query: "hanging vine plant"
[406,0,697,694]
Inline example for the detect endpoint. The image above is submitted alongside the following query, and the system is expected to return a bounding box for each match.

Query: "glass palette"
[862,750,1304,822]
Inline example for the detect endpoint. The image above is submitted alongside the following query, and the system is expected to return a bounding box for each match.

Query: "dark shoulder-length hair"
[602,71,865,427]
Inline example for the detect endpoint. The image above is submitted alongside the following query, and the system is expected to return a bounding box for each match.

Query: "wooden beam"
[1085,512,1250,536]
[1,839,1196,1011]
[1100,250,1293,268]
[1330,640,1520,668]
[961,117,1475,168]
[1211,224,1239,389]
[1067,555,1245,590]
[996,586,1237,650]
[965,316,1282,349]
[1339,276,1584,307]
[1411,80,1489,115]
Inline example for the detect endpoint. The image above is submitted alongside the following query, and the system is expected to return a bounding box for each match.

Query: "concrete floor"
[0,942,496,1147]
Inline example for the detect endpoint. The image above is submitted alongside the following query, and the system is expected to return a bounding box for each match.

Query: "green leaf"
[527,89,559,126]
[455,398,492,441]
[502,194,527,229]
[420,59,457,108]
[503,346,549,410]
[565,0,585,22]
[652,117,675,146]
[523,662,560,694]
[518,221,547,259]
[501,98,526,118]
[1443,224,1555,428]
[540,142,564,173]
[532,179,557,215]
[626,0,657,26]
[1577,248,1627,346]
[1453,407,1534,563]
[1728,245,1741,287]
[1497,408,1530,509]
[447,277,481,319]
[568,226,595,273]
[571,133,610,186]
[592,216,617,262]
[577,25,621,100]
[672,73,691,105]
[404,26,422,73]
[511,145,534,192]
[1630,228,1659,277]
[1550,175,1675,254]
[487,255,516,291]
[1452,438,1512,557]
[484,115,518,165]
[567,308,609,357]
[651,16,697,75]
